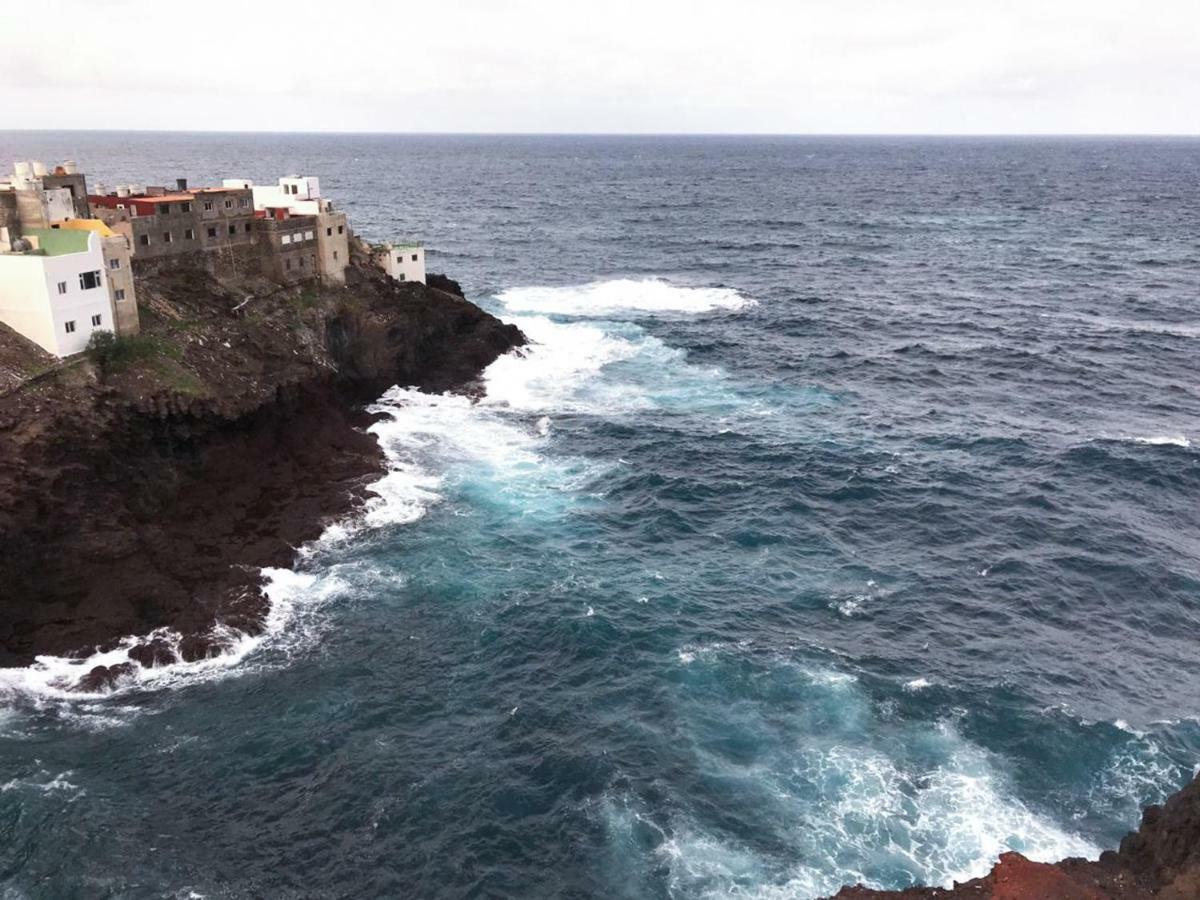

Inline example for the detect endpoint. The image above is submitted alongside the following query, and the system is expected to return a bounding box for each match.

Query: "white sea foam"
[904,677,933,692]
[0,568,348,714]
[1097,432,1192,449]
[496,278,753,317]
[1130,434,1191,448]
[600,653,1099,899]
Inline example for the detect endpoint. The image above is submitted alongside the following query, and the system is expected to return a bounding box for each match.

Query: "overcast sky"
[3,0,1198,134]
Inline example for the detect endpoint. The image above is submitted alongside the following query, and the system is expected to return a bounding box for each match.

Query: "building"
[0,227,115,356]
[0,160,90,230]
[89,181,256,261]
[255,209,322,285]
[375,242,426,285]
[244,176,349,283]
[53,219,140,337]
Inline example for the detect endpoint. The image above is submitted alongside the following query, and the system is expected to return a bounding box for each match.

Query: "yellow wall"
[53,218,115,238]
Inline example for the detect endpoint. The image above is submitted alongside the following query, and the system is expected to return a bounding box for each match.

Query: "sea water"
[0,133,1197,898]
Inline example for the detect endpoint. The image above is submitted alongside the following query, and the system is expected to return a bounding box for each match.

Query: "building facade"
[0,228,114,356]
[255,212,322,285]
[375,242,426,285]
[55,219,140,337]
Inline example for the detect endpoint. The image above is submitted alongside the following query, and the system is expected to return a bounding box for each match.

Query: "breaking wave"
[495,278,754,317]
[599,649,1100,898]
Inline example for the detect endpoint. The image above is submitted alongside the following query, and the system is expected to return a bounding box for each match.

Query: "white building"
[243,176,325,216]
[376,242,426,285]
[0,227,114,356]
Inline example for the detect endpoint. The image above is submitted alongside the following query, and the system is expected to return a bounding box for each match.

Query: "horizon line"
[1,128,1199,139]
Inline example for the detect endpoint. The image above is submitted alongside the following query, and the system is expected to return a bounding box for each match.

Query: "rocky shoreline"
[0,243,522,686]
[828,772,1200,898]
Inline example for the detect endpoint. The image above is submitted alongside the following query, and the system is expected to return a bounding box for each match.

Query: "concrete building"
[243,176,349,283]
[315,208,349,284]
[255,209,322,285]
[0,227,114,356]
[0,161,89,230]
[375,242,426,285]
[89,183,257,262]
[54,219,140,337]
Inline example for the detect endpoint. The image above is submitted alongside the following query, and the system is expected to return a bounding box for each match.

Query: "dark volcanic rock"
[426,272,464,297]
[0,250,524,672]
[75,662,136,693]
[126,637,179,668]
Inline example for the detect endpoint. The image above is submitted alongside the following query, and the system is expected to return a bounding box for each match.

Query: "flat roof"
[134,193,195,203]
[24,227,91,256]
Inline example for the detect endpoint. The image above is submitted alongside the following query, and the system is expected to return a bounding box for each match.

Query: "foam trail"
[496,278,754,317]
[1130,434,1191,448]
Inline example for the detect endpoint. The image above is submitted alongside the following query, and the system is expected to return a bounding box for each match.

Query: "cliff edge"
[0,242,523,684]
[829,772,1200,899]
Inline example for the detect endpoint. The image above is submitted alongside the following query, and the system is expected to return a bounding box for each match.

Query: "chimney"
[176,177,188,192]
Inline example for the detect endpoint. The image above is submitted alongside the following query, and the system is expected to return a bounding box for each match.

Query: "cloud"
[1,0,1198,133]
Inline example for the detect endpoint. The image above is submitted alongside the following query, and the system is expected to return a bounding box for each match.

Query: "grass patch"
[86,331,182,377]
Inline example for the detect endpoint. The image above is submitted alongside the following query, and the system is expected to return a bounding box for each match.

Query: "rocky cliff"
[0,242,522,684]
[829,772,1200,899]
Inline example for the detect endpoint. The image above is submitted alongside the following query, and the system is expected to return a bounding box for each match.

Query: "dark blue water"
[1,133,1198,899]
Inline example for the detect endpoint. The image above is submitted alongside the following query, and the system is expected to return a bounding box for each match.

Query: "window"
[207,226,217,238]
[108,258,121,270]
[181,202,191,213]
[185,228,195,240]
[285,259,292,270]
[140,234,150,246]
[56,281,68,295]
[239,198,248,207]
[158,203,170,215]
[224,199,233,209]
[399,273,406,281]
[79,271,101,290]
[300,257,305,268]
[64,320,76,334]
[204,201,214,211]
[114,289,126,301]
[281,234,291,245]
[326,227,332,236]
[244,223,252,233]
[412,254,418,262]
[91,314,103,327]
[228,225,236,235]
[337,225,344,234]
[163,231,173,243]
[333,251,338,260]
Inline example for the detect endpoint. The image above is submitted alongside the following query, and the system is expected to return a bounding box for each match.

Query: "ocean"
[0,133,1198,898]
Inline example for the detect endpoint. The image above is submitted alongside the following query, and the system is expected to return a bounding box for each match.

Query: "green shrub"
[86,331,177,376]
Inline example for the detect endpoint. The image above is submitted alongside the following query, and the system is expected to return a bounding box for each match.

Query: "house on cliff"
[89,174,351,285]
[374,242,427,285]
[0,227,116,357]
[243,175,351,284]
[0,161,139,357]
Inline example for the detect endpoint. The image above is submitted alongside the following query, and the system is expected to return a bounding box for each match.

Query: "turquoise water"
[0,134,1198,898]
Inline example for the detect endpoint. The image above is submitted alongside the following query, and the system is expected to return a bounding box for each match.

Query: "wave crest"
[496,278,754,317]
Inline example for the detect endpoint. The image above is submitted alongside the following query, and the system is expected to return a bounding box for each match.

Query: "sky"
[3,0,1199,134]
